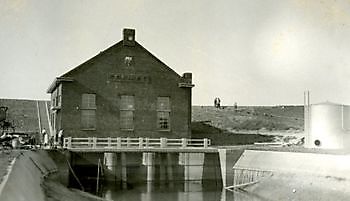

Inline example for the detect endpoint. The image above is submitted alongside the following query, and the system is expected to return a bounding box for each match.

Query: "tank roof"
[312,101,347,106]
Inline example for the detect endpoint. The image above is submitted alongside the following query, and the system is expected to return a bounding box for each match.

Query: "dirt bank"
[245,172,350,201]
[0,150,106,201]
[236,150,350,200]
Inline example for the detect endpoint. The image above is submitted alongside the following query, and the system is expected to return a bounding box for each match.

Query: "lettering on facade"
[108,74,151,83]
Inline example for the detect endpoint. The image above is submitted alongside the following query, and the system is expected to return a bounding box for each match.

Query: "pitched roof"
[47,40,182,93]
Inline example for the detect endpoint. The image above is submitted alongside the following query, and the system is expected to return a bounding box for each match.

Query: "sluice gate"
[62,137,248,192]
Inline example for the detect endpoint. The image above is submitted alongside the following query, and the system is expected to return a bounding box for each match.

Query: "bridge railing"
[63,137,211,149]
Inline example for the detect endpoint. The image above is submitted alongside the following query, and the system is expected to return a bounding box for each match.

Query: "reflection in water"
[94,181,269,201]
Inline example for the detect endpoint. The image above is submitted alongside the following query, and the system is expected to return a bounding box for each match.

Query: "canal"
[67,151,267,200]
[81,180,267,201]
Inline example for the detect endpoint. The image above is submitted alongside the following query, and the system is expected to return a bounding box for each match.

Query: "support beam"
[218,149,227,187]
[121,153,127,189]
[159,154,166,183]
[167,153,174,182]
[145,153,154,182]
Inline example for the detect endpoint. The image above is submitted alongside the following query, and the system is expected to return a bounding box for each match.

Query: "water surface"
[92,181,268,201]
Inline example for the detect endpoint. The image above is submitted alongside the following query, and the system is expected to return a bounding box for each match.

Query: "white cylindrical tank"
[343,106,350,130]
[306,102,349,149]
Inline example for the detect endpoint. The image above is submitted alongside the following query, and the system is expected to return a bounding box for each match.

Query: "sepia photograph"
[0,0,350,200]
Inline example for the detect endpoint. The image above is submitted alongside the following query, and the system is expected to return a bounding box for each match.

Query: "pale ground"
[244,172,350,201]
[0,150,20,184]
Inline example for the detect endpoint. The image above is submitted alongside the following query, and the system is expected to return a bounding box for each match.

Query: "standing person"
[234,102,238,111]
[41,128,46,147]
[217,98,221,108]
[49,136,54,149]
[58,129,64,148]
[30,135,36,149]
[214,98,218,108]
[43,132,48,148]
[53,130,58,146]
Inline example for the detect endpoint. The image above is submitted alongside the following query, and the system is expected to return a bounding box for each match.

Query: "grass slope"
[192,105,304,133]
[191,105,304,145]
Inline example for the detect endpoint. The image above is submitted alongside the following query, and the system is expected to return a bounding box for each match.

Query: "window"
[57,84,62,107]
[157,97,170,131]
[81,93,96,129]
[120,95,134,130]
[81,110,96,129]
[51,85,62,108]
[52,93,56,107]
[124,56,133,66]
[82,94,96,109]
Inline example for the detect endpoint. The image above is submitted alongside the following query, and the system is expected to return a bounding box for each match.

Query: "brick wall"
[58,41,192,138]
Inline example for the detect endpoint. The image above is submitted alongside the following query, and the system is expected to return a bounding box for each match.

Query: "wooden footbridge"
[63,137,217,153]
[63,137,265,190]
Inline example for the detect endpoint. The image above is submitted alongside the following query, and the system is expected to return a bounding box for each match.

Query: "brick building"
[47,28,194,139]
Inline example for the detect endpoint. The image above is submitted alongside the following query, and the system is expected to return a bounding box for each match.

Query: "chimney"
[123,28,136,46]
[178,73,195,88]
[182,73,192,84]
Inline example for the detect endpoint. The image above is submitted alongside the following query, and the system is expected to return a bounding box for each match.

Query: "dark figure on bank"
[214,97,221,109]
[58,129,64,148]
[29,135,36,146]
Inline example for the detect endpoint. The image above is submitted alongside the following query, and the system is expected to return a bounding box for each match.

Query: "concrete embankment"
[0,150,57,201]
[235,150,350,200]
[0,150,105,201]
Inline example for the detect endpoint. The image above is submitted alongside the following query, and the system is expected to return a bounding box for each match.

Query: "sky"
[1,0,350,106]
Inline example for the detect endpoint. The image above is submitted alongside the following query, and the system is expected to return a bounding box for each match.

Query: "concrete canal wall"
[4,148,350,201]
[235,150,350,178]
[0,150,57,201]
[69,152,227,187]
[234,150,350,201]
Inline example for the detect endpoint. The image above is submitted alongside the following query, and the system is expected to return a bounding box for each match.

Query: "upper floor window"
[51,85,62,109]
[82,93,96,109]
[81,93,96,130]
[57,84,62,107]
[157,97,171,131]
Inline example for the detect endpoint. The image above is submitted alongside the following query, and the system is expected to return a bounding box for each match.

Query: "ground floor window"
[81,109,96,129]
[157,111,170,130]
[120,110,134,130]
[157,97,170,131]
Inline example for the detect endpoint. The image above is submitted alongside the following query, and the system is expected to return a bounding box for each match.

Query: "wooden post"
[93,137,97,149]
[88,137,92,147]
[107,137,112,148]
[181,138,187,148]
[204,138,209,148]
[127,137,131,148]
[145,138,149,148]
[160,138,167,148]
[117,137,121,148]
[67,137,72,148]
[138,137,143,148]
